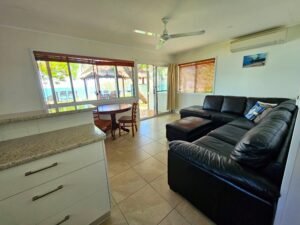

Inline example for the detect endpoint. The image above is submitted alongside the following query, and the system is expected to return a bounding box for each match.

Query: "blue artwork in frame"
[243,53,267,68]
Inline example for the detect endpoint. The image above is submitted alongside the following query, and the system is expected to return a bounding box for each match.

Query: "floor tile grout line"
[110,165,150,204]
[113,181,148,205]
[148,182,181,210]
[116,183,149,205]
[114,204,130,225]
[149,173,183,209]
[175,204,194,225]
[111,164,167,205]
[174,208,193,225]
[107,154,163,180]
[131,158,167,184]
[156,208,174,225]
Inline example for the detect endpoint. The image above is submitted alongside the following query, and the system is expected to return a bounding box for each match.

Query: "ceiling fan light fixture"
[134,29,158,37]
[146,32,155,36]
[134,29,146,35]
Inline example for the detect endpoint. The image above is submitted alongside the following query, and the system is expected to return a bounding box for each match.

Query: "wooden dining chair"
[93,110,112,134]
[118,102,138,137]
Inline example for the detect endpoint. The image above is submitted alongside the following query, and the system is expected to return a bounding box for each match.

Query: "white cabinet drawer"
[38,191,110,225]
[0,160,109,225]
[0,142,104,200]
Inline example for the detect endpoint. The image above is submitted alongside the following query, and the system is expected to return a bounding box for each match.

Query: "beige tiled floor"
[101,114,215,225]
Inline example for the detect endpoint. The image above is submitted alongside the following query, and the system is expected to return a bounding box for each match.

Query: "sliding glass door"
[137,64,169,119]
[156,66,168,114]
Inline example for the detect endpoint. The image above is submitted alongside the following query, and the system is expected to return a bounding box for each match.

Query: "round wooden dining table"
[96,103,132,139]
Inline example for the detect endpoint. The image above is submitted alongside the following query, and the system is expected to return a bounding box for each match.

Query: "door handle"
[32,185,63,201]
[55,215,70,225]
[25,162,58,176]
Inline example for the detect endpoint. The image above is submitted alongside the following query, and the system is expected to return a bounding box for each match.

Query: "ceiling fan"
[134,17,205,49]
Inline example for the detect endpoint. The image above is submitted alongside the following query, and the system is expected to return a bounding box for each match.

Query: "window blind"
[33,51,134,67]
[178,58,215,93]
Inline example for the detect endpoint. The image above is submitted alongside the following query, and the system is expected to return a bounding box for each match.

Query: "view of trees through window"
[35,52,135,106]
[178,58,215,93]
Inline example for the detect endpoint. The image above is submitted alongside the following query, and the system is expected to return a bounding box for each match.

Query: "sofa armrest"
[169,140,279,202]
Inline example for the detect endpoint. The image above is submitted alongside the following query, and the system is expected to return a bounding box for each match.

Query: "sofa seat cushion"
[210,112,240,124]
[203,95,224,111]
[193,136,234,157]
[231,119,288,168]
[228,118,255,130]
[180,106,211,119]
[169,140,279,202]
[208,124,248,145]
[221,96,247,115]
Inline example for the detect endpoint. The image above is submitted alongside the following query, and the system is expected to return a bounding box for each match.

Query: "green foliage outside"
[37,61,79,81]
[38,61,133,81]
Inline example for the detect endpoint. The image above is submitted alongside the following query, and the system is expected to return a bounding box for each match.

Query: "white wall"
[0,25,173,115]
[174,25,300,109]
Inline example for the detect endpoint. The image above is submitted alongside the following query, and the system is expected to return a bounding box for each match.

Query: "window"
[178,58,215,93]
[156,66,168,92]
[34,51,135,107]
[116,66,134,98]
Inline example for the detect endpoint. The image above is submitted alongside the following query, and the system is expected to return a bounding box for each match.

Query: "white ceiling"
[0,0,300,55]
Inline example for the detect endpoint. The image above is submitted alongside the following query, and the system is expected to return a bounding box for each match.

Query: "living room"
[0,1,300,225]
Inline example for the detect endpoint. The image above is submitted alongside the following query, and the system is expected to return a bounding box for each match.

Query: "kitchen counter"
[0,124,105,171]
[0,104,96,125]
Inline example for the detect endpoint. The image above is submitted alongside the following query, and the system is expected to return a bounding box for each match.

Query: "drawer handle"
[56,215,70,225]
[25,162,58,176]
[32,185,63,201]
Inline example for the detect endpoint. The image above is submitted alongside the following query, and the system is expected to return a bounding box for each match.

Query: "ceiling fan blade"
[168,30,205,39]
[156,38,166,49]
[134,29,159,37]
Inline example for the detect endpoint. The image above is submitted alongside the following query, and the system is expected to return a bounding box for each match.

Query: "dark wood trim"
[33,51,134,67]
[178,58,215,67]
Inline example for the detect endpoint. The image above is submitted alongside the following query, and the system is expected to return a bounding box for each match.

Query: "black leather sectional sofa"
[168,95,297,225]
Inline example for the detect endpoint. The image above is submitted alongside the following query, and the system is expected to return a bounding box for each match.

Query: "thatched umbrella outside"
[80,70,131,99]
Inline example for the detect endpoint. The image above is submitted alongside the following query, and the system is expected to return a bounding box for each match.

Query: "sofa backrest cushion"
[244,97,289,115]
[275,100,297,112]
[231,119,288,168]
[221,96,247,115]
[264,110,292,123]
[203,95,224,111]
[262,107,297,185]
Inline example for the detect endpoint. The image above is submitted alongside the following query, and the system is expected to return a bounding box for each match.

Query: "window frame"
[32,50,137,109]
[178,58,216,94]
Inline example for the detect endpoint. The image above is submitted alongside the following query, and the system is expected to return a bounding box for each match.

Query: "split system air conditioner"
[230,27,287,52]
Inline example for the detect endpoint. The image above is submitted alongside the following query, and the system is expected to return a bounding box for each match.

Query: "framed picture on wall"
[243,53,267,68]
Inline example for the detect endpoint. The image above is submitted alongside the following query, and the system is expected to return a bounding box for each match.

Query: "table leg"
[110,113,117,139]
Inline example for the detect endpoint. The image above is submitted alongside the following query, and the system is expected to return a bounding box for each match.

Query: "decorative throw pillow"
[257,101,278,108]
[245,102,265,120]
[254,107,273,124]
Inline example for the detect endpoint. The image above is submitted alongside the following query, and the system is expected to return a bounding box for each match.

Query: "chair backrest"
[132,102,138,121]
[93,106,100,120]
